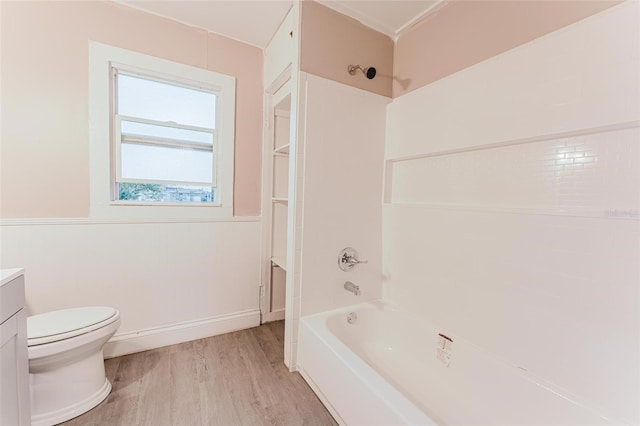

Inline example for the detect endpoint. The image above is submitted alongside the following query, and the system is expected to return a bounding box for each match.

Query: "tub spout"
[344,281,361,296]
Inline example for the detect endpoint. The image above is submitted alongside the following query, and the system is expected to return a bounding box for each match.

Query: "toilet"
[27,306,121,426]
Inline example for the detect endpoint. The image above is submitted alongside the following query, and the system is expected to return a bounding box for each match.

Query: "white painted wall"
[384,2,639,424]
[298,73,388,317]
[0,219,261,356]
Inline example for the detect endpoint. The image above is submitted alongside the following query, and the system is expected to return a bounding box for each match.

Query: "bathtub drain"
[347,312,357,324]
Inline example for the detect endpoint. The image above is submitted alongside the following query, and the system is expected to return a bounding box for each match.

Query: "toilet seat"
[28,307,119,346]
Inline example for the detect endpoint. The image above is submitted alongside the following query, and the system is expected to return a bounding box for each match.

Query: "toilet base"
[31,378,111,426]
[28,312,120,426]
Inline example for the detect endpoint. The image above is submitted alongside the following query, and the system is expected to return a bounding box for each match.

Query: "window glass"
[119,183,214,203]
[117,74,216,129]
[120,143,214,184]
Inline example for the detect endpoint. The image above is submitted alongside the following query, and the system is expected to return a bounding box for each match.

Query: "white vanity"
[1,268,31,425]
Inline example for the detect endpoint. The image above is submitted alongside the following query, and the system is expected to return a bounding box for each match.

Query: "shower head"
[366,67,376,79]
[348,64,377,80]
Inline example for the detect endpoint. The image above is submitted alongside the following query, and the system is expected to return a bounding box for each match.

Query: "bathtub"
[298,301,440,425]
[298,301,616,426]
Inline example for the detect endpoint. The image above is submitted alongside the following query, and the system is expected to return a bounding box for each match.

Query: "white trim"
[383,203,640,221]
[385,120,640,164]
[272,80,292,108]
[111,0,268,49]
[316,0,447,41]
[89,41,235,221]
[103,309,260,358]
[262,308,286,323]
[0,216,260,227]
[267,64,293,97]
[273,149,289,157]
[114,62,224,94]
[316,1,397,39]
[394,0,448,39]
[274,110,291,119]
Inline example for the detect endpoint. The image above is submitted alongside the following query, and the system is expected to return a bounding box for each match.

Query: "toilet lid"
[28,307,118,345]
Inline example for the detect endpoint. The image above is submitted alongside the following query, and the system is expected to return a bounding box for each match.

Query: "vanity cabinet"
[1,269,30,425]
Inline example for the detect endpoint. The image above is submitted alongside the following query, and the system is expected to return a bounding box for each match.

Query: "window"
[114,71,217,203]
[89,42,235,219]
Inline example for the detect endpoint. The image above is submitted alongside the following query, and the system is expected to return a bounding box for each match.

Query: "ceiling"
[117,0,443,48]
[318,1,442,38]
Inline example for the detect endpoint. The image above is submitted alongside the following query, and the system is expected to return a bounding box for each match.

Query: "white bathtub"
[298,301,440,425]
[298,301,616,426]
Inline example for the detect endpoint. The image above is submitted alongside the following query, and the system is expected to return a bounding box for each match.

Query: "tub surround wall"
[300,1,393,98]
[290,0,391,368]
[393,0,621,97]
[297,73,388,318]
[385,2,639,423]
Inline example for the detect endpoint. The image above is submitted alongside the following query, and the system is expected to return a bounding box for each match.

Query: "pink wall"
[394,0,621,97]
[0,1,262,217]
[300,1,393,98]
[206,33,263,216]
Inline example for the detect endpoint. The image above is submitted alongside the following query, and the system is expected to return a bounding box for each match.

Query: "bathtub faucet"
[344,281,361,296]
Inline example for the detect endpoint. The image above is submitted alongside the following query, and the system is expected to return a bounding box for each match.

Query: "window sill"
[110,201,223,208]
[90,200,233,222]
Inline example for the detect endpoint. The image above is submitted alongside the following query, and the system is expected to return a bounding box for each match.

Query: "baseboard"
[104,309,260,358]
[262,308,285,323]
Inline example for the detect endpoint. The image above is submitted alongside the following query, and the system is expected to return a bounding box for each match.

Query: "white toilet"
[27,306,121,426]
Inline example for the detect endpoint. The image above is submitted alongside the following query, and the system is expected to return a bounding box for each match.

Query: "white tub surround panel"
[391,126,639,214]
[383,206,638,423]
[386,2,639,161]
[297,73,388,317]
[0,220,261,357]
[384,2,639,425]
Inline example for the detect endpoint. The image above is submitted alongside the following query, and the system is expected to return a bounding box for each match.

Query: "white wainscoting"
[0,218,262,355]
[384,2,639,424]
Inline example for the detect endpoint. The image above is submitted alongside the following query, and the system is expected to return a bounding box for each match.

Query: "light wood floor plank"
[196,337,243,426]
[64,321,337,426]
[137,346,172,426]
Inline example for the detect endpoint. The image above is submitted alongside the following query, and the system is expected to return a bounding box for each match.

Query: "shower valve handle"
[345,255,368,265]
[338,247,367,271]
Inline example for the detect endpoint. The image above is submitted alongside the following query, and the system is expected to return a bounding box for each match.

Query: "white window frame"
[89,41,235,220]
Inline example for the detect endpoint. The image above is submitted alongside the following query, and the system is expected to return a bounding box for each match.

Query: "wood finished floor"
[63,321,336,426]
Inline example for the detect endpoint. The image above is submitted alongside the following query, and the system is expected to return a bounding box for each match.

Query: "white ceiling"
[118,1,294,48]
[118,0,442,48]
[318,0,442,38]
